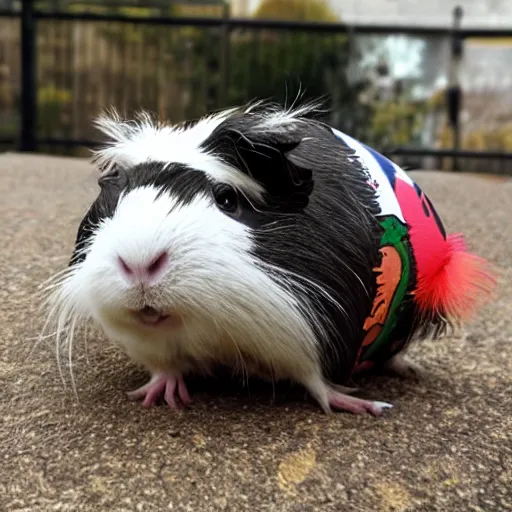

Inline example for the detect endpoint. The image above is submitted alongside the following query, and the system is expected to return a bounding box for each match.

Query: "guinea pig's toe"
[163,375,192,409]
[127,372,192,410]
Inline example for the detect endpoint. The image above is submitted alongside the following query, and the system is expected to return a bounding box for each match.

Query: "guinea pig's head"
[44,102,342,374]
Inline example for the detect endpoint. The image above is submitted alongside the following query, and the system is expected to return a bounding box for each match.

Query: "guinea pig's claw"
[127,373,192,409]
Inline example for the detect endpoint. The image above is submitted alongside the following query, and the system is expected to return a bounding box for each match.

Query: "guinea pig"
[42,100,496,416]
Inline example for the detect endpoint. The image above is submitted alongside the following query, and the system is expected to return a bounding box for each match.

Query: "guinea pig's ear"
[202,116,315,210]
[97,164,123,189]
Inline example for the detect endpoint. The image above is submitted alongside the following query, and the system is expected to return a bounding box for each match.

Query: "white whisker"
[55,314,68,389]
[37,266,73,289]
[229,333,249,388]
[68,316,80,400]
[83,322,90,366]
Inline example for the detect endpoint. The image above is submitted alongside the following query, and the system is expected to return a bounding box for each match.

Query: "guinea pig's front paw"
[127,372,192,409]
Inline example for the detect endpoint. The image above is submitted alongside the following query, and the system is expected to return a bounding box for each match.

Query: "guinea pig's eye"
[213,184,239,214]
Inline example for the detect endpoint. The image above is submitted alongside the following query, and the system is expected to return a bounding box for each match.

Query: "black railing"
[1,1,512,173]
[19,0,37,151]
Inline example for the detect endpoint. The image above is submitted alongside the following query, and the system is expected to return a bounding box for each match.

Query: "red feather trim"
[413,233,497,322]
[393,178,497,322]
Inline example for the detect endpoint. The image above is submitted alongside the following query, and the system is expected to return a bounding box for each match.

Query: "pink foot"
[127,373,192,409]
[328,389,393,416]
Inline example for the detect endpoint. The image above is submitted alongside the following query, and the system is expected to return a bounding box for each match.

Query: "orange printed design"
[353,215,411,372]
[362,246,402,341]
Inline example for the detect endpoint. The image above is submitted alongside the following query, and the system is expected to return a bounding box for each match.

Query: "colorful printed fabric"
[331,129,449,372]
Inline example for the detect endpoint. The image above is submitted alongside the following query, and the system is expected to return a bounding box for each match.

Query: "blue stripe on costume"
[362,144,397,189]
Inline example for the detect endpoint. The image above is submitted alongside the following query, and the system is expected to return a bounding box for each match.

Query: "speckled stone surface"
[1,153,511,512]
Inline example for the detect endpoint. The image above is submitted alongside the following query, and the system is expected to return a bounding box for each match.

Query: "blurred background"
[1,0,512,174]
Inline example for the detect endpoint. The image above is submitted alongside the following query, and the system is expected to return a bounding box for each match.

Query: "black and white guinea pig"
[43,100,495,416]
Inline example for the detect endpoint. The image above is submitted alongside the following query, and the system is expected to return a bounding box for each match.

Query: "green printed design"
[360,215,412,362]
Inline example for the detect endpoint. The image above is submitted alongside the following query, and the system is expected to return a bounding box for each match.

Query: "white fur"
[91,102,321,202]
[92,107,266,200]
[44,185,327,398]
[249,101,322,132]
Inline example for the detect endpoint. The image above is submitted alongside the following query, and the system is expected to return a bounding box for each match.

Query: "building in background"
[229,0,250,17]
[241,0,512,27]
[236,0,512,94]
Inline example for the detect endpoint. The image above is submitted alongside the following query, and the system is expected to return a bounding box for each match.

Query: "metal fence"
[2,1,512,173]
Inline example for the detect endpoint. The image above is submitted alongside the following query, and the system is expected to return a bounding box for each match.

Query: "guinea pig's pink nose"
[118,251,169,283]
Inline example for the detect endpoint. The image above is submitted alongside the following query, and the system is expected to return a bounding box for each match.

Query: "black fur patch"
[202,108,383,383]
[200,106,318,211]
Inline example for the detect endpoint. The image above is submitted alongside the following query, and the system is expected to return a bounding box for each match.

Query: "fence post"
[446,5,464,171]
[219,0,230,108]
[20,0,37,152]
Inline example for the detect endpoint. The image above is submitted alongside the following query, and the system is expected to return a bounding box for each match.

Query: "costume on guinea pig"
[333,129,495,376]
[42,101,496,416]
